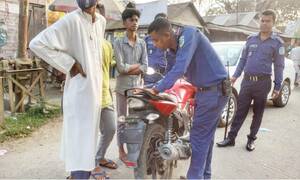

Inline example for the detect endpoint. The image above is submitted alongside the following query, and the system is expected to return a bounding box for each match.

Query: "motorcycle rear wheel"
[135,123,174,179]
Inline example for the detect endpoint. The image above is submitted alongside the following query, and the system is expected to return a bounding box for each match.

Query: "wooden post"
[15,72,43,110]
[39,70,45,100]
[7,75,15,113]
[0,77,4,124]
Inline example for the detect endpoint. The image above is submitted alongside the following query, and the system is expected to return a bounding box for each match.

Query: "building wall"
[0,0,19,59]
[29,0,46,5]
[0,0,46,59]
[171,7,202,27]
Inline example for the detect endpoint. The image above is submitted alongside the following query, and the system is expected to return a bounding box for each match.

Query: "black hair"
[148,17,172,34]
[154,13,167,20]
[126,2,136,9]
[121,4,141,21]
[96,3,105,16]
[262,9,276,22]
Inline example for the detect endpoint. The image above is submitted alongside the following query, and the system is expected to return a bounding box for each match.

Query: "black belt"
[244,74,271,81]
[197,83,221,92]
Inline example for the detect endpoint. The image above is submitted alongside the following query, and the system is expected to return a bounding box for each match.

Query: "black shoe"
[216,137,235,147]
[179,176,187,179]
[246,139,255,151]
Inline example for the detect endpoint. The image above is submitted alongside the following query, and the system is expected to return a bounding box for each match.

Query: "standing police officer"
[217,10,285,151]
[147,18,229,179]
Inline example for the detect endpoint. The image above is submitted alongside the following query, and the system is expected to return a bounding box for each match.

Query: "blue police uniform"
[165,49,176,73]
[144,36,176,85]
[153,26,228,179]
[228,33,285,141]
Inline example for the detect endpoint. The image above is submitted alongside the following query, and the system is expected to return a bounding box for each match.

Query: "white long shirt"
[29,9,106,172]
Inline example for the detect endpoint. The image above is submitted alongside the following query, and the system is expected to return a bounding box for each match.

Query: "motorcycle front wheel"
[134,123,174,179]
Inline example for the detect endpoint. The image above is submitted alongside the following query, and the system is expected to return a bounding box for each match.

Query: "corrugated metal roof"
[48,0,122,20]
[207,23,258,35]
[207,23,287,38]
[168,2,206,28]
[204,12,258,28]
[107,2,207,31]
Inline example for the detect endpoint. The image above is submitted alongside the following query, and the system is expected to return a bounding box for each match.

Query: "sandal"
[99,159,118,169]
[91,167,109,180]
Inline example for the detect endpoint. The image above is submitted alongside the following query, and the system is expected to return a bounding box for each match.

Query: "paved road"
[1,88,300,179]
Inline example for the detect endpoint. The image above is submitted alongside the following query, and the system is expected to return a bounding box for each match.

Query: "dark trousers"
[187,89,228,179]
[228,77,272,140]
[70,171,91,179]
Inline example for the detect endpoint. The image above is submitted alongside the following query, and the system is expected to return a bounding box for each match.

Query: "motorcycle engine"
[158,139,191,160]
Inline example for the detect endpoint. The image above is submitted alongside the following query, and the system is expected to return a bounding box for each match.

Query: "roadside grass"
[0,106,61,143]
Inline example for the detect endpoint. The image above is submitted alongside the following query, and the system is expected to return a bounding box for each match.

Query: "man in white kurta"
[29,1,106,177]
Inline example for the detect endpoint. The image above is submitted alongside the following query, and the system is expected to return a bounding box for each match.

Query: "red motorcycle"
[124,78,197,179]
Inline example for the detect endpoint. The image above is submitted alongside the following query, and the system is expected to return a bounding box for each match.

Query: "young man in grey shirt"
[113,5,148,166]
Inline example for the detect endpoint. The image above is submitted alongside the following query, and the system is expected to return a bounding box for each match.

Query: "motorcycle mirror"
[146,67,156,75]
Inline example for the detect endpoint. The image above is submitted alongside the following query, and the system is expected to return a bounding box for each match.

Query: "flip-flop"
[99,159,118,169]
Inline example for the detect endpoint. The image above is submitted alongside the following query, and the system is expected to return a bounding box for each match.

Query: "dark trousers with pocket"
[228,77,272,140]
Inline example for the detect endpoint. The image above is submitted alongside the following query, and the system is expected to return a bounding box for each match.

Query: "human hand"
[70,62,86,78]
[272,90,280,99]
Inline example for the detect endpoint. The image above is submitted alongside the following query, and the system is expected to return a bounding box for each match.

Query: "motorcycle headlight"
[128,98,146,109]
[146,113,160,121]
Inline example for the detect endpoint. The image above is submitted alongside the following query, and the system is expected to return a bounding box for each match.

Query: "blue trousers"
[187,89,228,179]
[70,171,91,179]
[228,78,271,140]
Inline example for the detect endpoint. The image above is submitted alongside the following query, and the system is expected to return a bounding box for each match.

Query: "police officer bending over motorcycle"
[147,18,230,179]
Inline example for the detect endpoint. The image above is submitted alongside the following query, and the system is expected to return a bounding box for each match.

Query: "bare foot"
[119,151,127,163]
[119,154,136,167]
